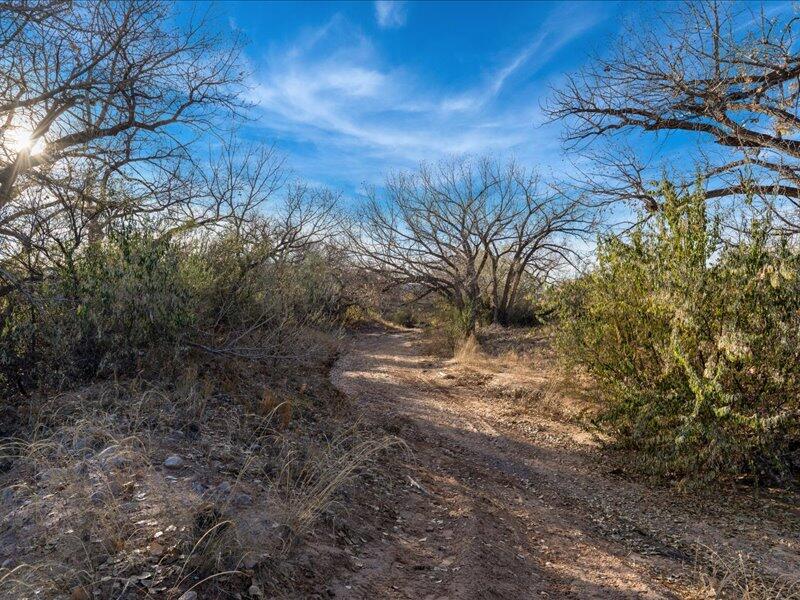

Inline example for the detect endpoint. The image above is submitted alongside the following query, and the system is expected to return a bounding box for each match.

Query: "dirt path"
[327,328,800,599]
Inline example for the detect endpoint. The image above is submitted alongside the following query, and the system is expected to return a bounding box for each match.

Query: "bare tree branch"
[547,0,800,231]
[350,157,593,331]
[0,0,246,291]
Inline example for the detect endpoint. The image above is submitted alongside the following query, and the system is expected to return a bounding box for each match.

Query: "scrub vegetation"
[1,1,798,598]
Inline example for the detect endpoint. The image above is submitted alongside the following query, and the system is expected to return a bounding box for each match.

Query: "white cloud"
[374,1,406,29]
[441,7,600,113]
[247,11,597,188]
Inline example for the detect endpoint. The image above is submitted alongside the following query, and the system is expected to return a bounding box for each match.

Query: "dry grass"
[695,545,800,599]
[0,331,394,599]
[0,402,205,598]
[452,332,529,374]
[445,327,597,424]
[452,333,484,364]
[270,427,404,542]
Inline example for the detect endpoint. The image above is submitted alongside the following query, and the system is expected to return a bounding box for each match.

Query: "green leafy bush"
[0,223,352,396]
[558,183,800,484]
[75,231,193,372]
[188,231,348,347]
[432,299,485,349]
[0,230,193,390]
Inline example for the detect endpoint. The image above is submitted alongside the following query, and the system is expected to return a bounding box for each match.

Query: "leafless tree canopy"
[351,158,591,330]
[547,0,800,231]
[0,0,244,261]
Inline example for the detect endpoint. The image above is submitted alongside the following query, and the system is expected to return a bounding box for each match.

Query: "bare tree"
[547,0,800,232]
[188,141,343,356]
[200,140,288,237]
[198,141,341,271]
[480,175,590,324]
[351,158,591,333]
[0,0,244,285]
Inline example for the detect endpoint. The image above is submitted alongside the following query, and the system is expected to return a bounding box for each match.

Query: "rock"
[1,487,15,504]
[90,490,110,505]
[248,583,264,598]
[109,456,127,468]
[233,493,252,507]
[38,467,65,484]
[191,482,206,494]
[178,592,197,600]
[149,541,164,557]
[73,437,91,451]
[163,455,184,469]
[97,446,128,470]
[242,555,259,569]
[106,456,130,469]
[216,481,232,494]
[70,586,91,600]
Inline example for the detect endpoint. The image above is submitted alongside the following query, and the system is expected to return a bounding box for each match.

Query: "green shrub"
[388,307,418,328]
[430,299,486,349]
[0,223,352,395]
[558,183,800,485]
[0,230,193,390]
[278,251,350,324]
[74,231,193,372]
[190,231,348,338]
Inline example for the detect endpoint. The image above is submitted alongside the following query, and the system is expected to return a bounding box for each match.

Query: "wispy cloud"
[374,1,406,29]
[441,8,600,113]
[247,7,602,189]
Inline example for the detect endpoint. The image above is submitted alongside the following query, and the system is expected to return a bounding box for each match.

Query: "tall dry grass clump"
[694,545,800,599]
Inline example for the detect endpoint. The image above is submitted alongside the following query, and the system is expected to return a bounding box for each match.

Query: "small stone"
[242,555,259,569]
[1,487,15,504]
[90,490,110,505]
[97,447,128,470]
[38,467,67,485]
[216,481,232,494]
[109,456,127,468]
[149,542,164,557]
[178,592,197,600]
[248,584,264,597]
[70,586,91,600]
[163,455,184,469]
[234,493,252,507]
[191,482,206,494]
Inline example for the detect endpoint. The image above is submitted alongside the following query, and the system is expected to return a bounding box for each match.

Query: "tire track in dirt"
[329,329,700,599]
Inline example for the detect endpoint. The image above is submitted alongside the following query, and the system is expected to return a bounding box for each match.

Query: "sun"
[4,127,45,155]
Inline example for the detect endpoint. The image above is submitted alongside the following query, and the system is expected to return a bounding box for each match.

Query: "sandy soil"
[325,327,800,599]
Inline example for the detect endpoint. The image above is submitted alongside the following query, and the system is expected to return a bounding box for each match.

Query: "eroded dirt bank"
[324,328,799,599]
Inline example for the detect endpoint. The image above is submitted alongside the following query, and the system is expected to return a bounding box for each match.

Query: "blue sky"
[213,0,636,194]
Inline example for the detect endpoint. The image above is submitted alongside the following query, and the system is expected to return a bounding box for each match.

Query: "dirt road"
[327,328,799,599]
